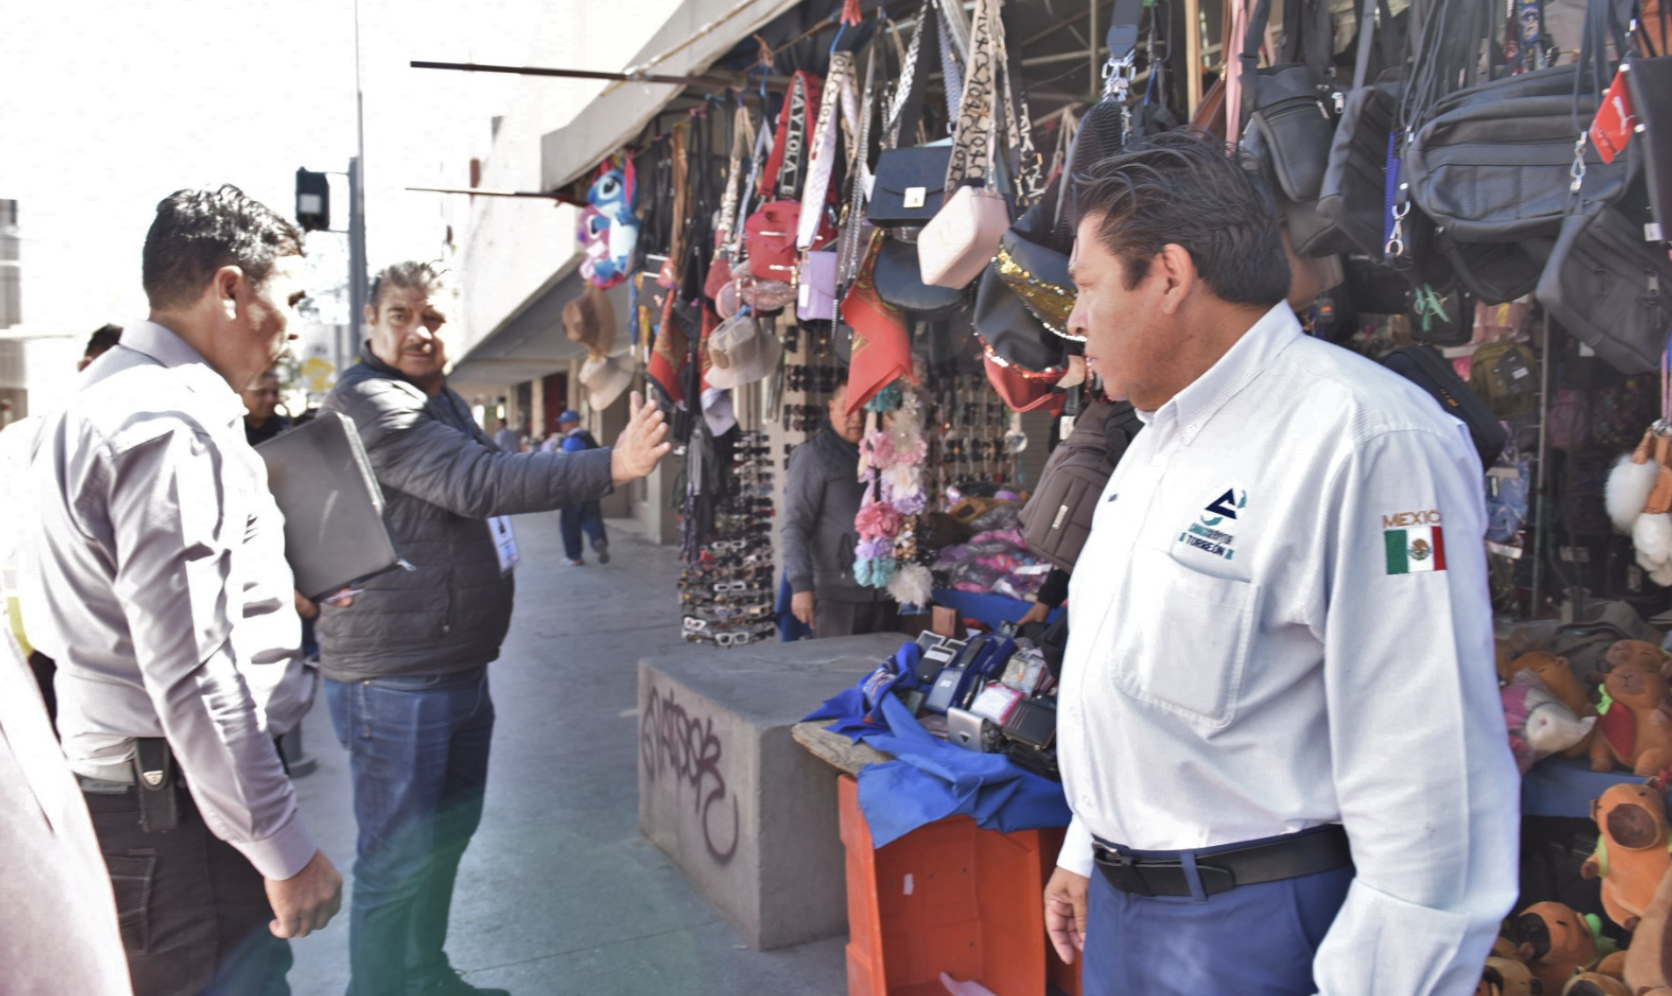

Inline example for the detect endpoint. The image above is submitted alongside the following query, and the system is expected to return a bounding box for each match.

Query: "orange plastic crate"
[838,773,1082,996]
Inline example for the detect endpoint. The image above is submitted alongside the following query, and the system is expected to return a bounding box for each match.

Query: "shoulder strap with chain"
[945,0,999,188]
[839,22,882,290]
[758,71,820,201]
[716,103,757,252]
[798,52,856,249]
[884,0,940,150]
[997,3,1045,203]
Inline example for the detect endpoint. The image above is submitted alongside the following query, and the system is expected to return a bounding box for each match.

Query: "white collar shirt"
[19,320,315,880]
[1058,304,1518,996]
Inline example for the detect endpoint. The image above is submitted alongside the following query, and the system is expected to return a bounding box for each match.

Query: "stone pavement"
[287,513,849,996]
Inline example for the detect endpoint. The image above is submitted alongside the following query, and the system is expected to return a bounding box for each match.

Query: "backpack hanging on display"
[1018,400,1142,571]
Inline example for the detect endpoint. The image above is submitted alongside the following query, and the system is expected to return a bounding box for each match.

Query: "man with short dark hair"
[242,368,290,445]
[1042,132,1517,996]
[318,260,669,996]
[22,185,342,996]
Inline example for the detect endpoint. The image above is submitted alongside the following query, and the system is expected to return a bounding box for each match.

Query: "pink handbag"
[917,184,1011,288]
[797,251,838,321]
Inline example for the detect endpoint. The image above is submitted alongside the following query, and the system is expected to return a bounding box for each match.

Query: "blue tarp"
[854,695,1072,846]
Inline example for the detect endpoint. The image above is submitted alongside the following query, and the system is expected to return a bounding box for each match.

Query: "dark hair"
[368,260,448,312]
[84,323,123,359]
[1073,129,1289,306]
[142,186,304,311]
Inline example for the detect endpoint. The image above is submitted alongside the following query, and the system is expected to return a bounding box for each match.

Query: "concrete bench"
[637,632,905,950]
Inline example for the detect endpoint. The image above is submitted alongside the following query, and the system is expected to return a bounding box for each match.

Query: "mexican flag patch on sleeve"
[1386,525,1446,574]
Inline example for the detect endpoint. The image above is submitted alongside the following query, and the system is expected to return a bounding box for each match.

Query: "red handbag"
[744,201,801,284]
[841,233,916,414]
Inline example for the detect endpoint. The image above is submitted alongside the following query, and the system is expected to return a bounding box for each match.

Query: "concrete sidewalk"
[288,513,848,996]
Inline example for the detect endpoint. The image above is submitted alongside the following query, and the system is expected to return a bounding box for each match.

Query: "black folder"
[256,411,404,601]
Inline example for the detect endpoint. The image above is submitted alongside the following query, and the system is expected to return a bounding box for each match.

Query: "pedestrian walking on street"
[553,409,608,566]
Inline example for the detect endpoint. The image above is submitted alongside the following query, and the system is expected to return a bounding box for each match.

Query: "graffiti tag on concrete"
[641,684,739,864]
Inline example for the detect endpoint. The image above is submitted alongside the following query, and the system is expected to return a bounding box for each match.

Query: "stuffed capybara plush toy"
[1512,651,1600,758]
[1515,901,1606,995]
[1590,661,1672,776]
[1562,972,1631,995]
[1583,782,1672,930]
[1607,639,1672,679]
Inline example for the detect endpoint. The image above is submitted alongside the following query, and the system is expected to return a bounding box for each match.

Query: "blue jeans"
[326,670,495,996]
[558,501,605,560]
[1083,849,1353,996]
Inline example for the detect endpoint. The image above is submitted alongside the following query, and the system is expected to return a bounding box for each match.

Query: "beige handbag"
[917,0,1014,289]
[918,185,1011,287]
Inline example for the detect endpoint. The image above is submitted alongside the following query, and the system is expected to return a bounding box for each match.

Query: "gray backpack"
[1018,400,1141,572]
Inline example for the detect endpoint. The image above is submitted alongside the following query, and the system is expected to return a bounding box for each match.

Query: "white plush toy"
[1608,429,1672,585]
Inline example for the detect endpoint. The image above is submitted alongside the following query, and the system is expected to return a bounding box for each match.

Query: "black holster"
[133,737,181,833]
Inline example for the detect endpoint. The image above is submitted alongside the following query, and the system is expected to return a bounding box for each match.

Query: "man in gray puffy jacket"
[782,383,899,638]
[317,261,669,996]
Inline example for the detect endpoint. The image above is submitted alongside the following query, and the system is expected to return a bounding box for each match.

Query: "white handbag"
[916,0,1014,289]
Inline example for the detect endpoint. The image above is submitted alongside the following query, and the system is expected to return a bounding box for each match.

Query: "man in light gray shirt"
[21,185,342,996]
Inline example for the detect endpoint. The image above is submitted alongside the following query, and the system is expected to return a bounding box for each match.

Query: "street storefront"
[522,0,1672,988]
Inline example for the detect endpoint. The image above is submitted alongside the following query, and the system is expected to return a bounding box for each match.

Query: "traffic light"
[295,168,330,232]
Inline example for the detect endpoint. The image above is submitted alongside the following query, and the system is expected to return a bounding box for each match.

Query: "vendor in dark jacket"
[317,261,669,996]
[783,383,899,638]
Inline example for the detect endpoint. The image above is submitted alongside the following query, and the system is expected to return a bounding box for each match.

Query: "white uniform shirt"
[20,321,315,880]
[1057,304,1518,996]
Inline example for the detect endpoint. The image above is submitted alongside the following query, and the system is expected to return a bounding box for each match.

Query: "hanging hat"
[562,285,617,358]
[580,353,633,410]
[704,314,782,389]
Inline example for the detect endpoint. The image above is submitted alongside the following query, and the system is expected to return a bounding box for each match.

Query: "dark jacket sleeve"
[331,374,613,518]
[780,442,822,594]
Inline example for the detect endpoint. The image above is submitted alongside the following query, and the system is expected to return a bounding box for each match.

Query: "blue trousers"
[326,670,494,996]
[559,501,606,560]
[1083,853,1353,996]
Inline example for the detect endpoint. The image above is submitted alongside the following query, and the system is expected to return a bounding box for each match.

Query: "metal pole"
[1185,0,1203,115]
[349,0,368,360]
[1089,0,1100,101]
[349,156,367,362]
[1532,310,1553,616]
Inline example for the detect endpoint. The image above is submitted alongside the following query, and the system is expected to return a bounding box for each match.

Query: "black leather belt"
[1093,825,1353,898]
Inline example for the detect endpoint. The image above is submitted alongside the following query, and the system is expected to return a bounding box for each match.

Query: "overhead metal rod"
[406,186,585,205]
[410,60,792,92]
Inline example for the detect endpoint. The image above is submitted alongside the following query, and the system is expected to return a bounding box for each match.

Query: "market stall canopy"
[540,0,808,193]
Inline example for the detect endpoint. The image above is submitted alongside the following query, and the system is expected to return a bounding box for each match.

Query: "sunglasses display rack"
[680,430,778,648]
[923,364,1014,507]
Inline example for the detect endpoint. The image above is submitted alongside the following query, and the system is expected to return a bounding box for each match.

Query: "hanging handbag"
[798,250,839,321]
[1238,0,1358,257]
[918,0,1014,289]
[1537,201,1672,375]
[1406,0,1644,247]
[843,232,917,412]
[867,1,956,227]
[1627,0,1672,238]
[973,259,1071,374]
[1316,0,1408,261]
[1018,400,1140,571]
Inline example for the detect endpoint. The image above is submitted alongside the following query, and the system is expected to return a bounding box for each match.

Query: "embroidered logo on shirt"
[1179,488,1246,561]
[1385,525,1447,574]
[1202,488,1246,525]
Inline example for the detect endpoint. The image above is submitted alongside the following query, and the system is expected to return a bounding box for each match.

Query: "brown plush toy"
[1590,661,1672,776]
[1607,639,1672,680]
[1516,901,1607,995]
[1478,956,1537,996]
[1512,651,1601,758]
[1562,972,1631,995]
[1582,783,1672,930]
[1625,866,1672,992]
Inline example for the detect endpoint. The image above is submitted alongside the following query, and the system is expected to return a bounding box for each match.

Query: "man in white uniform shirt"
[1043,132,1517,995]
[22,186,342,995]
